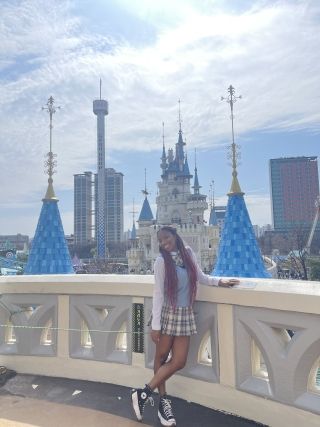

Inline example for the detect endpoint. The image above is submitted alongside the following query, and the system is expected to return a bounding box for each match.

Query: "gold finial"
[42,96,60,201]
[221,85,244,195]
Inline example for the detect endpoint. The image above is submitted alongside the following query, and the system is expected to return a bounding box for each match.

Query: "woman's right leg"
[154,334,174,396]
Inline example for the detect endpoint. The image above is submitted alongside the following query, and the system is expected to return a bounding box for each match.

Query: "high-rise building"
[214,205,227,237]
[270,157,319,232]
[74,172,93,245]
[95,168,124,243]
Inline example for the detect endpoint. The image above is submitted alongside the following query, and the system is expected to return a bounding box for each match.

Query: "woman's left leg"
[147,336,190,391]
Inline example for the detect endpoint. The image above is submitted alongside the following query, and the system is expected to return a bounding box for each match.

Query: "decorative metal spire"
[142,168,149,197]
[221,85,244,195]
[162,122,165,150]
[42,96,60,201]
[209,180,215,209]
[129,199,138,225]
[178,98,182,132]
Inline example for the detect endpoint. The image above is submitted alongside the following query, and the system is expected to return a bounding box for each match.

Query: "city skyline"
[1,0,320,237]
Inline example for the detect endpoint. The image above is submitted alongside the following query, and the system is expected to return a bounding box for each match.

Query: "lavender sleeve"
[151,256,165,330]
[188,246,220,286]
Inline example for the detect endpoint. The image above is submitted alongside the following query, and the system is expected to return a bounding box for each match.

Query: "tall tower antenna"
[221,85,243,195]
[93,81,109,259]
[42,96,60,200]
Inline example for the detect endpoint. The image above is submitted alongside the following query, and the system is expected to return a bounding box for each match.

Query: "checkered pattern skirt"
[160,305,197,336]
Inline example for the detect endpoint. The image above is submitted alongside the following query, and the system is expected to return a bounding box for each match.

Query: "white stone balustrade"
[0,275,319,427]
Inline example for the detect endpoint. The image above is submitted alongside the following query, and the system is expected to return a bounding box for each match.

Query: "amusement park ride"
[304,196,320,254]
[0,246,26,275]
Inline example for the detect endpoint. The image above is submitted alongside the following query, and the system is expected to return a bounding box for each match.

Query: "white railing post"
[57,295,69,359]
[217,303,236,387]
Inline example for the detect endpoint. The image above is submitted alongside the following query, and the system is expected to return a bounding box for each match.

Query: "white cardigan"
[151,247,219,330]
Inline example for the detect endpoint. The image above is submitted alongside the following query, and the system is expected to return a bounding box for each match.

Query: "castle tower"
[156,101,193,225]
[212,86,270,278]
[187,149,208,224]
[93,79,108,259]
[24,97,73,274]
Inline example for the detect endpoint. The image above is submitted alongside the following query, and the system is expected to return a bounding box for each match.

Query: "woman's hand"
[151,329,161,344]
[218,278,239,287]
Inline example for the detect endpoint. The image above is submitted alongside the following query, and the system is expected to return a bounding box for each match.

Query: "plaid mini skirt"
[160,305,197,336]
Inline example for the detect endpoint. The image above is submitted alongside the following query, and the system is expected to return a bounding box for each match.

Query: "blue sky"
[0,0,319,236]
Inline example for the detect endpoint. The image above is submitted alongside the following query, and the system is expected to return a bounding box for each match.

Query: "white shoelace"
[162,398,174,418]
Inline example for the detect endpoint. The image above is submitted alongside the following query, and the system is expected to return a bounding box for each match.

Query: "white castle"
[127,120,220,274]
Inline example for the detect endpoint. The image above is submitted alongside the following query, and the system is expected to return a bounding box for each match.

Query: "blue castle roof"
[24,200,73,275]
[138,197,154,222]
[209,207,218,226]
[212,194,271,278]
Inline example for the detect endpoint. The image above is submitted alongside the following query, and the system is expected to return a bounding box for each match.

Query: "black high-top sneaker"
[158,395,176,426]
[131,386,154,421]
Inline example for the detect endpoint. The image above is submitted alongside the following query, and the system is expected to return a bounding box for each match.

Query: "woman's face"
[158,229,177,253]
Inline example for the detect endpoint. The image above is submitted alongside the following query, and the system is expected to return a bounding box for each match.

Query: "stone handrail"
[0,274,319,427]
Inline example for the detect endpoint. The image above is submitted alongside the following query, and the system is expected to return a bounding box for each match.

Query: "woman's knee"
[157,351,170,365]
[171,357,187,371]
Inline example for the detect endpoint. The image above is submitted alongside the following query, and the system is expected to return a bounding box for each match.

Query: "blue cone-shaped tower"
[24,96,73,275]
[138,198,154,222]
[212,193,270,278]
[212,85,270,278]
[24,198,73,274]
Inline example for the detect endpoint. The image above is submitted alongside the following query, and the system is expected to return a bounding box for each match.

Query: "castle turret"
[212,86,270,278]
[25,97,73,275]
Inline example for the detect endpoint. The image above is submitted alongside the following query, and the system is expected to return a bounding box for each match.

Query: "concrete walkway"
[0,375,267,427]
[0,395,145,427]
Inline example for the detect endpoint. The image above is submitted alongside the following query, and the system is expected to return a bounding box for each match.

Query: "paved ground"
[0,374,268,427]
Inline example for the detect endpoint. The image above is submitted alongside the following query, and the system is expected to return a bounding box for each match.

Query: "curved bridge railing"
[0,275,319,427]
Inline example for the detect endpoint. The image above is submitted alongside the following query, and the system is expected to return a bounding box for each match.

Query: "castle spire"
[193,148,201,195]
[24,96,73,275]
[212,86,270,278]
[221,85,244,195]
[160,122,167,173]
[129,199,137,240]
[176,99,186,170]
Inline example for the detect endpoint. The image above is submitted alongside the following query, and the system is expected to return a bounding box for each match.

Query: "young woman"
[131,226,238,426]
